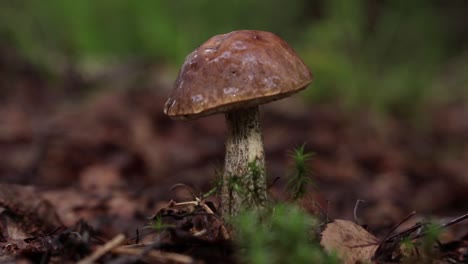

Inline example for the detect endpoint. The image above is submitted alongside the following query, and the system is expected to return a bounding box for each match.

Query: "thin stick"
[381,211,416,243]
[77,233,126,264]
[412,212,468,240]
[325,199,331,223]
[353,199,366,223]
[380,211,419,244]
[267,177,280,190]
[441,212,468,229]
[112,247,193,264]
[172,201,198,207]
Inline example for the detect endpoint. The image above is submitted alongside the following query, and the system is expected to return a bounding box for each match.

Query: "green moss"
[233,203,339,264]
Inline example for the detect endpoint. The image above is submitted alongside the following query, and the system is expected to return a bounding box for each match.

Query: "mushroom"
[164,30,313,216]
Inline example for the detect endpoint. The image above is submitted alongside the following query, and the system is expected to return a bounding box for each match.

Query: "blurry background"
[1,0,467,233]
[2,0,468,111]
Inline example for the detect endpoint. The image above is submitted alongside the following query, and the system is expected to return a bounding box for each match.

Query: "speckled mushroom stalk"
[222,106,267,216]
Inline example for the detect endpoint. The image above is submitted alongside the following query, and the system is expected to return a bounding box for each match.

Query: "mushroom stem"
[222,106,267,216]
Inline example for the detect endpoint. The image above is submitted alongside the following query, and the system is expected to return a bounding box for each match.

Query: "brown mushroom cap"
[164,30,313,119]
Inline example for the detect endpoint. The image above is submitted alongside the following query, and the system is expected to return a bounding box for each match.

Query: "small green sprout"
[204,166,223,198]
[421,222,442,255]
[400,237,417,259]
[400,221,443,263]
[287,144,315,200]
[148,216,174,231]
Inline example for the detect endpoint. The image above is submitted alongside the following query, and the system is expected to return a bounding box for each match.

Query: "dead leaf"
[153,199,229,241]
[0,184,62,240]
[321,219,379,264]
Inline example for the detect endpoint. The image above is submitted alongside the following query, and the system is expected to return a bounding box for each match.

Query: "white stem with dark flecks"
[221,106,267,216]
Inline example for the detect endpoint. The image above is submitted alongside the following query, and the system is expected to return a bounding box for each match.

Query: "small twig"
[78,234,126,264]
[199,200,215,215]
[135,228,139,244]
[381,211,416,244]
[193,229,207,237]
[267,177,281,190]
[117,242,160,249]
[441,212,468,229]
[203,185,219,198]
[382,212,468,244]
[385,221,424,244]
[172,201,198,207]
[353,199,366,224]
[375,212,468,261]
[112,247,193,264]
[324,199,331,223]
[412,212,468,240]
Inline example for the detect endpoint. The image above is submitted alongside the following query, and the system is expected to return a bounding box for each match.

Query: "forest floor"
[1,54,467,263]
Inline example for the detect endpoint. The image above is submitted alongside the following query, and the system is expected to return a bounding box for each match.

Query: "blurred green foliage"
[233,204,339,264]
[0,0,305,63]
[302,0,467,114]
[1,0,467,113]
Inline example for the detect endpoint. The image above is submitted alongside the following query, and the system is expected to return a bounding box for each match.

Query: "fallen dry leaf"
[321,219,379,264]
[0,184,62,240]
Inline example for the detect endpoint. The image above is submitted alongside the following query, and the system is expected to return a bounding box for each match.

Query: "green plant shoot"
[287,144,315,200]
